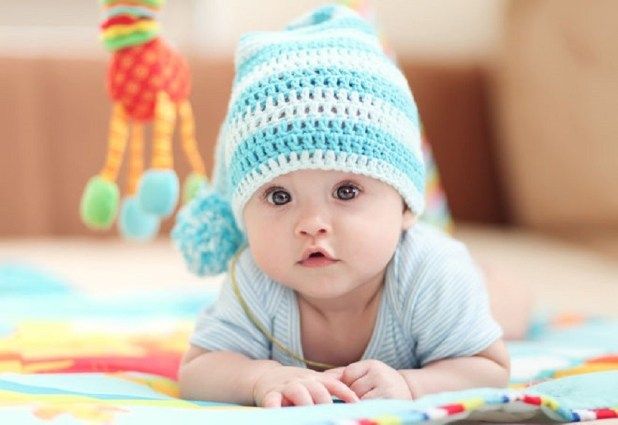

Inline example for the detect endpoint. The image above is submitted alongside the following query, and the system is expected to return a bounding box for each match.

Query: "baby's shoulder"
[399,222,470,268]
[394,223,477,295]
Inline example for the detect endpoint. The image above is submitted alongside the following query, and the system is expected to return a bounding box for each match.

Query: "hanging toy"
[79,0,208,241]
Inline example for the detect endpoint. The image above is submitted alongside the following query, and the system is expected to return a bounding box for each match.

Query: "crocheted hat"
[172,4,425,276]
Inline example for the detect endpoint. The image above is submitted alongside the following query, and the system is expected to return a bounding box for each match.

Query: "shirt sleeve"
[189,249,271,360]
[407,241,503,367]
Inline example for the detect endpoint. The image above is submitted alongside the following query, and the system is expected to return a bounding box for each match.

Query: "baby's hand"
[325,360,412,400]
[253,366,359,408]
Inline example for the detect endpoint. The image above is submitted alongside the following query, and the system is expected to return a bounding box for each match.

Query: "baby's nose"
[297,226,328,237]
[295,213,331,237]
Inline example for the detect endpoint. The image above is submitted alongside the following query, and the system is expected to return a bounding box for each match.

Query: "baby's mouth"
[298,250,339,268]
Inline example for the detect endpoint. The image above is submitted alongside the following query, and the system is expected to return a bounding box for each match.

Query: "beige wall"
[496,0,618,229]
[192,0,508,60]
[1,0,507,61]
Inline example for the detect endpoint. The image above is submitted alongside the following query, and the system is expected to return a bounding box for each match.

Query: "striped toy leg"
[178,100,208,203]
[79,102,128,230]
[99,103,129,182]
[119,122,160,241]
[126,122,145,196]
[136,91,179,217]
[151,91,176,169]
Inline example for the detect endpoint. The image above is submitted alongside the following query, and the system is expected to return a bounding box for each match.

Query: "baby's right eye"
[267,189,291,206]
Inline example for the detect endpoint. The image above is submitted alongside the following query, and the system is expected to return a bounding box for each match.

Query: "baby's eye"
[334,184,360,201]
[267,189,291,205]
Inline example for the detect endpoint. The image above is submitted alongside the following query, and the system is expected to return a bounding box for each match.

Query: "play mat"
[1,263,617,424]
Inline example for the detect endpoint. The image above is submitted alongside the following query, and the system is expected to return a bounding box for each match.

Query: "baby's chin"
[293,285,355,302]
[282,274,362,300]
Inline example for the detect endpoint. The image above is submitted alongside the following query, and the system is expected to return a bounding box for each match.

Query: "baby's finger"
[360,388,382,400]
[304,381,333,404]
[349,375,375,399]
[283,383,314,406]
[262,391,283,408]
[321,377,359,403]
[281,395,293,407]
[323,367,345,380]
[341,361,370,386]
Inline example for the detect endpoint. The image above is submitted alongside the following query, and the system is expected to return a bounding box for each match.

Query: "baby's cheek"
[365,224,400,258]
[249,238,294,283]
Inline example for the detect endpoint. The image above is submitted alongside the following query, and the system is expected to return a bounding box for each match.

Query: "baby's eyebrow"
[337,176,361,182]
[261,184,286,192]
[336,176,365,186]
[276,177,361,187]
[261,174,366,193]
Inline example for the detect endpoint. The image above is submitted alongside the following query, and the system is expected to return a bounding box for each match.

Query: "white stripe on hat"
[235,27,382,66]
[230,47,411,109]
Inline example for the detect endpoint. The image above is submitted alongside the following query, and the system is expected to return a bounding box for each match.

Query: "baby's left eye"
[334,185,359,201]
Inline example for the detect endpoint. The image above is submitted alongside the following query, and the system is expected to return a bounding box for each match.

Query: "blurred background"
[0,0,617,317]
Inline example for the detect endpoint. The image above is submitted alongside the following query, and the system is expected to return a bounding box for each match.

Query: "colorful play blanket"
[1,263,617,424]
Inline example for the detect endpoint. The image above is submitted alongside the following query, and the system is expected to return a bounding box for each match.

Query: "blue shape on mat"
[528,371,618,409]
[536,320,618,349]
[0,264,70,295]
[0,263,218,324]
[0,290,218,323]
[0,377,163,401]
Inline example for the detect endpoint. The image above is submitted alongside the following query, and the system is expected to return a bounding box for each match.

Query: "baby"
[173,5,510,407]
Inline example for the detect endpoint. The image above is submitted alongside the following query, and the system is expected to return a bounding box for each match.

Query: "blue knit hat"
[172,4,425,276]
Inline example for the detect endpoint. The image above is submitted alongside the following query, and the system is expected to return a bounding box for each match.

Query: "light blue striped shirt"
[190,223,502,369]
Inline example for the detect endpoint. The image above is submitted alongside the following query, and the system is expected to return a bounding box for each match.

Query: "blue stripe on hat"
[284,5,376,33]
[228,117,425,194]
[227,67,419,127]
[285,15,376,35]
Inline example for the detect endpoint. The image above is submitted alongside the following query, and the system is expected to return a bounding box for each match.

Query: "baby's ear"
[402,208,417,231]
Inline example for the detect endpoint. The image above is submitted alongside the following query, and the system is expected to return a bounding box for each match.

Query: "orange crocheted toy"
[80,0,207,240]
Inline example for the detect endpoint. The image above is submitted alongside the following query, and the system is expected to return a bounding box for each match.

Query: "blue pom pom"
[118,196,160,242]
[137,169,180,217]
[171,189,245,276]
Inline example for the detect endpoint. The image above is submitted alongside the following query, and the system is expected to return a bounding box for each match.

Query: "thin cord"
[229,249,337,371]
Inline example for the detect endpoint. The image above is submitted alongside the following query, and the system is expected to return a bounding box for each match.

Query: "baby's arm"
[399,339,510,398]
[388,236,510,398]
[179,345,358,406]
[179,345,278,404]
[328,339,509,400]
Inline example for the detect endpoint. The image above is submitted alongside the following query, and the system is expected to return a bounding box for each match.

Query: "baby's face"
[243,169,415,300]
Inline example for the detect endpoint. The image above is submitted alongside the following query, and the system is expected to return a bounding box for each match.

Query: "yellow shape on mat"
[23,360,75,374]
[555,363,618,378]
[462,398,485,411]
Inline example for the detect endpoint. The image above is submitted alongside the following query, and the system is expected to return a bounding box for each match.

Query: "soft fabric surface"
[1,264,617,424]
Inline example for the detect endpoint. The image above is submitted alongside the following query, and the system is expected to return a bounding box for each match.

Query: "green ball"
[182,173,208,204]
[79,176,119,230]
